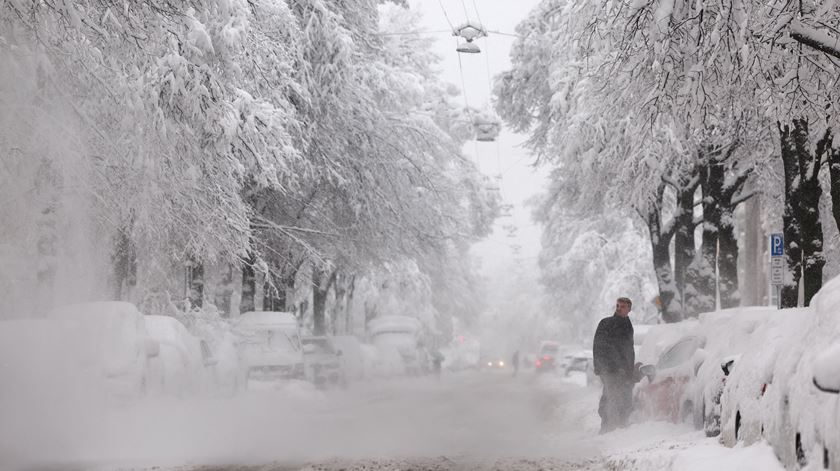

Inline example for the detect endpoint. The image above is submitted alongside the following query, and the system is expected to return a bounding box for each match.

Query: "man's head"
[615,297,632,317]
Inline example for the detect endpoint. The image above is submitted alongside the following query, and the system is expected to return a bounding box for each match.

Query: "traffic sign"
[770,265,784,284]
[770,233,784,256]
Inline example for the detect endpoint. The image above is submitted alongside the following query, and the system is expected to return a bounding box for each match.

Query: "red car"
[535,341,560,373]
[634,335,705,422]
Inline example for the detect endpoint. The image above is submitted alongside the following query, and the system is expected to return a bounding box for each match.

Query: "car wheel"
[735,410,742,441]
[796,433,807,467]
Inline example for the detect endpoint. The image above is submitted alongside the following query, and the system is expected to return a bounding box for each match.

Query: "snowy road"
[3,371,786,471]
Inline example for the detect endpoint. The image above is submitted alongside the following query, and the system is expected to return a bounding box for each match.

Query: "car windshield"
[240,328,300,352]
[303,338,334,355]
[656,337,700,370]
[540,345,559,356]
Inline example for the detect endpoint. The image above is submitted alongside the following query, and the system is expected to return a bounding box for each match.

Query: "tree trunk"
[717,211,740,308]
[111,225,137,301]
[186,258,204,308]
[698,160,724,313]
[829,145,840,236]
[344,275,357,335]
[262,272,286,312]
[797,120,828,306]
[674,179,699,316]
[644,185,679,322]
[312,266,337,336]
[241,255,257,313]
[779,122,803,308]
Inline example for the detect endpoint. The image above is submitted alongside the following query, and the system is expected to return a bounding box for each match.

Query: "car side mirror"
[303,344,316,354]
[639,364,656,381]
[813,344,840,394]
[145,338,160,358]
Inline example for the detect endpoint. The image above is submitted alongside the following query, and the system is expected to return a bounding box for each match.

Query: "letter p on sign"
[770,233,784,257]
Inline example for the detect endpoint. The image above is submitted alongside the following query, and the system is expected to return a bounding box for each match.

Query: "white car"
[684,307,779,436]
[368,315,422,376]
[331,335,365,381]
[235,311,304,387]
[47,301,160,402]
[302,336,347,388]
[145,315,210,397]
[718,308,809,449]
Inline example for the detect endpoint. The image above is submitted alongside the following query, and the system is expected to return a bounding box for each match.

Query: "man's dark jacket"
[592,314,634,378]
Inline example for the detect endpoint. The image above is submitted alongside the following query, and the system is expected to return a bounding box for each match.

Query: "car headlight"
[499,361,505,367]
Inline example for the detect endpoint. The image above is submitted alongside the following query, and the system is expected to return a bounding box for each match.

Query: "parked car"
[332,335,365,381]
[562,350,595,385]
[719,308,808,449]
[634,334,705,423]
[48,301,159,402]
[368,315,422,375]
[535,340,560,373]
[685,307,778,437]
[302,335,347,388]
[234,311,304,388]
[145,315,211,397]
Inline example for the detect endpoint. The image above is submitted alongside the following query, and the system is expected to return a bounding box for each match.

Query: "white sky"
[409,0,548,279]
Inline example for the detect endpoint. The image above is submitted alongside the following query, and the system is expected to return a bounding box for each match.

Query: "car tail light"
[543,355,552,360]
[536,360,542,367]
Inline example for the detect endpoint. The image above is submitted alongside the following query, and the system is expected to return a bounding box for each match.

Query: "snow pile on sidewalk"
[597,424,784,471]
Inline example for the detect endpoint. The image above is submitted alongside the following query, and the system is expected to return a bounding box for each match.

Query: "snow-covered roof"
[236,311,298,328]
[368,315,421,336]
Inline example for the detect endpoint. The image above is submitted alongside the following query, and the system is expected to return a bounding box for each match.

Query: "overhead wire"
[437,0,455,30]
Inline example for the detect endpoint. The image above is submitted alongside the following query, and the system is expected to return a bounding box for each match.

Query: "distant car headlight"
[487,361,493,367]
[499,361,505,367]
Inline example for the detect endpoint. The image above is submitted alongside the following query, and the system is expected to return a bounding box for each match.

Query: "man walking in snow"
[593,297,636,434]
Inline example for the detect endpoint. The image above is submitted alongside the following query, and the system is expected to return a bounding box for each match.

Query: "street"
[4,370,783,471]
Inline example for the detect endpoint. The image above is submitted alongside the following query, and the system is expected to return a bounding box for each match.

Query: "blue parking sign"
[770,233,784,256]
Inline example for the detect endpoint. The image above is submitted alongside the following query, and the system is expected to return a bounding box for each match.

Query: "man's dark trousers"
[598,373,633,433]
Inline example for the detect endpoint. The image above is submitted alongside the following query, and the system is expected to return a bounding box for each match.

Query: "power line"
[375,30,452,36]
[438,0,455,30]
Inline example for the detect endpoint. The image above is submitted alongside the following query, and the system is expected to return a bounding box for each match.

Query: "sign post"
[770,233,784,308]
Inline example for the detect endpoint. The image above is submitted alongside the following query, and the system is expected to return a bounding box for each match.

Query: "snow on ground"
[1,369,788,471]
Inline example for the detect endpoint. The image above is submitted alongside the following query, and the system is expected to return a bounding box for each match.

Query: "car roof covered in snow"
[367,315,421,335]
[236,311,298,328]
[145,315,193,347]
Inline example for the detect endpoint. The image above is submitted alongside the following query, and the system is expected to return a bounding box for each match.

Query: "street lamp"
[453,22,487,54]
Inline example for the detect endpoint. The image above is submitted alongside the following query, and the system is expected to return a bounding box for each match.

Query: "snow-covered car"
[368,315,422,375]
[302,335,347,388]
[762,277,840,470]
[562,350,595,385]
[684,307,778,437]
[812,343,840,470]
[634,335,705,423]
[47,301,160,402]
[331,335,365,381]
[145,315,210,397]
[234,311,304,387]
[718,308,808,450]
